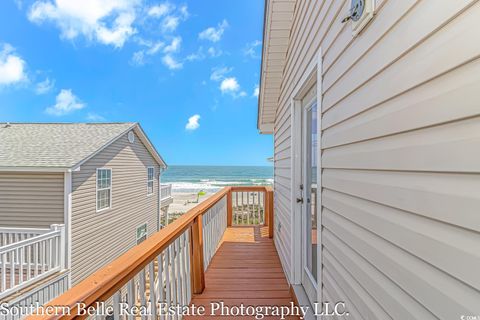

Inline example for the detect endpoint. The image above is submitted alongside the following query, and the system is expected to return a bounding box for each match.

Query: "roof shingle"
[0,123,136,168]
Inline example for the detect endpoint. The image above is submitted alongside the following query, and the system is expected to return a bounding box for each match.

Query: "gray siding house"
[0,123,173,304]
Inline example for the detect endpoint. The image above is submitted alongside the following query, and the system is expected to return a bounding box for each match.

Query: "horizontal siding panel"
[0,172,64,228]
[322,117,480,172]
[322,168,480,232]
[323,189,480,290]
[323,1,480,127]
[323,0,474,110]
[323,249,391,320]
[323,269,363,320]
[323,229,437,320]
[323,209,480,317]
[322,58,480,148]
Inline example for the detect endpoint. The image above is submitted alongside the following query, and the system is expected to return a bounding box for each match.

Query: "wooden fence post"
[190,216,205,294]
[227,189,233,227]
[267,190,274,238]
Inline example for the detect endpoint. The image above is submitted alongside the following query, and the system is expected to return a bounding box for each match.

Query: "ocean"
[162,165,274,193]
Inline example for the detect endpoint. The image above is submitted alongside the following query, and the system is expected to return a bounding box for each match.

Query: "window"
[147,167,154,195]
[136,223,147,244]
[96,168,112,211]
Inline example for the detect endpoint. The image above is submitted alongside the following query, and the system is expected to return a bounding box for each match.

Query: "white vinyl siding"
[147,167,154,195]
[270,0,480,318]
[96,168,112,211]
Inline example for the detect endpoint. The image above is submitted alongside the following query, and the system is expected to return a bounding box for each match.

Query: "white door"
[301,93,319,306]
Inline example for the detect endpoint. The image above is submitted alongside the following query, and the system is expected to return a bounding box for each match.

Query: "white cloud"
[162,54,182,70]
[0,44,27,86]
[210,66,232,81]
[131,39,165,65]
[45,89,85,116]
[179,5,189,19]
[185,50,204,62]
[253,84,259,97]
[131,50,145,65]
[219,77,247,99]
[185,114,200,131]
[220,77,239,93]
[146,41,164,55]
[35,77,55,94]
[86,112,106,121]
[164,37,181,53]
[199,19,228,42]
[147,3,173,18]
[162,15,179,32]
[207,47,222,58]
[28,0,139,48]
[244,40,261,58]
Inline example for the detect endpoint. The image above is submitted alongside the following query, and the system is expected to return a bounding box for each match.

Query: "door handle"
[296,197,304,204]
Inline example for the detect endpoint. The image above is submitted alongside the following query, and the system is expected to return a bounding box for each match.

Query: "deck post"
[190,216,205,294]
[227,189,233,227]
[266,189,274,238]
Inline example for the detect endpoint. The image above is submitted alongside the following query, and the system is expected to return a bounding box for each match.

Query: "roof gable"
[0,123,166,171]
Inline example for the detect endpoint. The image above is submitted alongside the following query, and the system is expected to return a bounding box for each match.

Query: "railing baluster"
[139,268,147,320]
[26,245,31,281]
[10,251,15,289]
[34,242,38,277]
[164,248,171,320]
[156,253,165,320]
[174,239,182,310]
[126,279,135,320]
[48,238,53,270]
[148,260,158,318]
[112,291,121,320]
[169,243,177,317]
[1,253,6,291]
[19,247,24,284]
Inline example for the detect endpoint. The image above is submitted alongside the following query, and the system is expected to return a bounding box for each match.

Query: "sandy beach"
[164,191,215,223]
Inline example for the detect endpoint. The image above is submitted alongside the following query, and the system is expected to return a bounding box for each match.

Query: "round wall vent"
[128,131,135,143]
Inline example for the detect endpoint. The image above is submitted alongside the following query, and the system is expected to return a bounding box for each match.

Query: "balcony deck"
[186,226,298,319]
[25,186,298,320]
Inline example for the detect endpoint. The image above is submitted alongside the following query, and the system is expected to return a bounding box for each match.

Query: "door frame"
[290,49,323,305]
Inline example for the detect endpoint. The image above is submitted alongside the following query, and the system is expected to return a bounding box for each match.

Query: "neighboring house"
[0,122,173,306]
[259,0,480,317]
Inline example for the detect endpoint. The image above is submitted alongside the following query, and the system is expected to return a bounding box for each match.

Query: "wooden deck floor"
[186,226,299,319]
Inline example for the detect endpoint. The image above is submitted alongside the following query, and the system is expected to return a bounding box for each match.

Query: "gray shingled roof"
[0,123,137,169]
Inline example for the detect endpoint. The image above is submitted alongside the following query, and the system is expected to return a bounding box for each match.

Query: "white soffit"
[258,0,295,134]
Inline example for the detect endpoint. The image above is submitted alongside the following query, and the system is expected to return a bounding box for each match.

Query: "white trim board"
[63,171,73,288]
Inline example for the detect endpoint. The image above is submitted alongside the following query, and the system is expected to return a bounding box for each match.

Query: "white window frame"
[147,167,155,196]
[136,223,147,244]
[96,168,112,212]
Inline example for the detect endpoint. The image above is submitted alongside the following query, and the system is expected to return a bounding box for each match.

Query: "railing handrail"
[0,229,61,254]
[27,186,273,320]
[0,227,51,235]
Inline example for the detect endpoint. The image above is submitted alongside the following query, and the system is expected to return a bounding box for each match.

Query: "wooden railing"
[0,225,66,299]
[26,186,273,319]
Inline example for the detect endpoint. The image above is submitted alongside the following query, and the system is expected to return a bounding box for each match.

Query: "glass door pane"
[305,102,318,281]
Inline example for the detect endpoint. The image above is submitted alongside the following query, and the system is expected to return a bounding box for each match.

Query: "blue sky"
[0,0,272,166]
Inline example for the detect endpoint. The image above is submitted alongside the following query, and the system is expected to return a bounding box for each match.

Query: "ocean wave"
[170,179,273,193]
